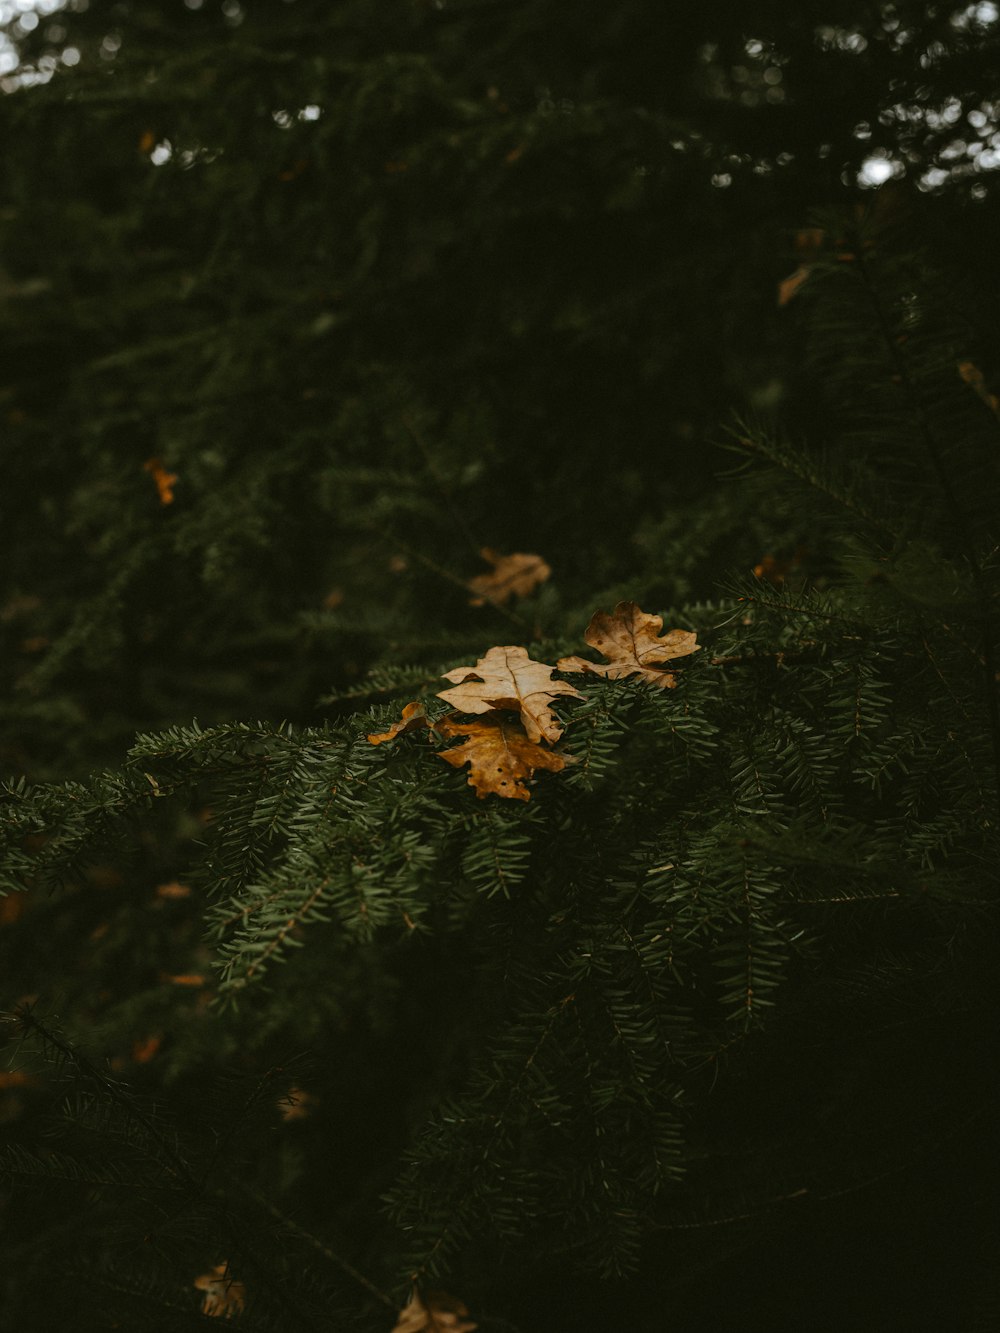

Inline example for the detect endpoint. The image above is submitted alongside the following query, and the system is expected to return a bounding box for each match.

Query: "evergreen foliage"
[2,2,1000,1330]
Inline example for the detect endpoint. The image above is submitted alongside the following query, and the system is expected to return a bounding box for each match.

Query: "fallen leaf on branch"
[438,647,581,743]
[467,547,551,606]
[367,701,430,745]
[194,1264,246,1319]
[558,601,699,690]
[390,1288,477,1333]
[437,712,571,801]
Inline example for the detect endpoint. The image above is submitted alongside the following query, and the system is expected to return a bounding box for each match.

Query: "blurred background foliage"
[2,0,999,777]
[1,3,1000,1330]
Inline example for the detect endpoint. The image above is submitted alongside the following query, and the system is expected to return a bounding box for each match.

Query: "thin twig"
[243,1186,396,1309]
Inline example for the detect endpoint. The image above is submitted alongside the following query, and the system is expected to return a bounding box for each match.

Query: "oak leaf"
[467,547,551,606]
[194,1264,246,1319]
[437,647,581,743]
[558,601,699,690]
[437,713,571,801]
[368,702,430,745]
[390,1289,477,1333]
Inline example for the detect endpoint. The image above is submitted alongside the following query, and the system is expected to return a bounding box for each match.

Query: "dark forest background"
[1,2,999,1329]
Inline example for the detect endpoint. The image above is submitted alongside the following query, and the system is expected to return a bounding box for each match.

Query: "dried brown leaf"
[437,713,571,801]
[752,546,807,586]
[368,702,430,745]
[793,227,826,257]
[437,647,581,743]
[155,880,191,899]
[143,457,178,505]
[0,1070,36,1089]
[958,359,1000,420]
[194,1264,246,1319]
[467,547,551,606]
[558,601,699,690]
[278,1084,318,1122]
[777,264,812,307]
[131,1035,162,1064]
[390,1288,477,1333]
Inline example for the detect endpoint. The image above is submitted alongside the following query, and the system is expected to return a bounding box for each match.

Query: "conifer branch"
[242,1186,396,1309]
[854,240,1000,826]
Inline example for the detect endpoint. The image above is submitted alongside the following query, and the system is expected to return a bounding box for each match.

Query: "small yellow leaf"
[958,359,1000,420]
[155,881,191,899]
[194,1264,246,1319]
[131,1035,162,1064]
[278,1084,318,1122]
[368,701,430,745]
[390,1288,477,1333]
[0,1070,36,1089]
[777,264,812,307]
[143,457,178,505]
[467,547,551,607]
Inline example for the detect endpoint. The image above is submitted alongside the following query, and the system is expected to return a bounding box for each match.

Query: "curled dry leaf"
[367,701,430,745]
[437,713,571,801]
[467,547,551,606]
[194,1264,246,1319]
[390,1288,477,1333]
[437,646,581,743]
[558,601,699,690]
